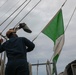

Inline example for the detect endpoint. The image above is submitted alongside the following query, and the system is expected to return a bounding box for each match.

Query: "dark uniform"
[0,36,35,75]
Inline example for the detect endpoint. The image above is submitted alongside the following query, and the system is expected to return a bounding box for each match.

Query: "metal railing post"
[53,61,57,75]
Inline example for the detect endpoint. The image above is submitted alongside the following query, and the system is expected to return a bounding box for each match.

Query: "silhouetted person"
[0,29,35,75]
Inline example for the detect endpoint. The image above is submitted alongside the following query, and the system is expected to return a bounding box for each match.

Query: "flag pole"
[61,0,67,8]
[32,0,67,42]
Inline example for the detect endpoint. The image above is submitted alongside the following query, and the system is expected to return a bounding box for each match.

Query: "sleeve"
[23,37,35,52]
[0,43,4,53]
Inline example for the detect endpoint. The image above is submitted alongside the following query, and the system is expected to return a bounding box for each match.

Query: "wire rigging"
[0,0,27,26]
[0,0,8,8]
[1,0,31,33]
[64,7,76,32]
[0,0,21,19]
[1,0,42,33]
[14,0,42,28]
[1,0,75,41]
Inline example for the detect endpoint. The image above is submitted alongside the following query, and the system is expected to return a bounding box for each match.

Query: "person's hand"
[0,38,3,43]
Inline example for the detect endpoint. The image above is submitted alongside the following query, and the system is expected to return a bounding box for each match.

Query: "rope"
[1,0,42,34]
[1,0,31,33]
[14,0,42,28]
[0,0,21,19]
[0,0,27,26]
[0,33,7,40]
[0,0,42,39]
[64,7,76,32]
[0,0,8,8]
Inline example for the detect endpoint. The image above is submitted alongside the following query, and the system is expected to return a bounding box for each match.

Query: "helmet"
[6,29,16,38]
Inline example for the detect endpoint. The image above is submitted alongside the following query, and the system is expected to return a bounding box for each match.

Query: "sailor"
[0,29,35,75]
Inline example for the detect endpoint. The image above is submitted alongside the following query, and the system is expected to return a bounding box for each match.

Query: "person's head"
[6,29,18,38]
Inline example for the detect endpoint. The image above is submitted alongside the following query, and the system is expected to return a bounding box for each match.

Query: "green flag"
[42,9,64,74]
[42,9,64,61]
[42,9,65,74]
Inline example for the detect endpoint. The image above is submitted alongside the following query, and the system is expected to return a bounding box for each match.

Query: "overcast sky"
[0,0,76,75]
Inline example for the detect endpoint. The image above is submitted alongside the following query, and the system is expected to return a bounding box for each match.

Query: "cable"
[1,0,31,33]
[64,7,76,32]
[14,0,42,28]
[0,0,21,19]
[0,0,27,26]
[1,0,42,33]
[0,0,8,8]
